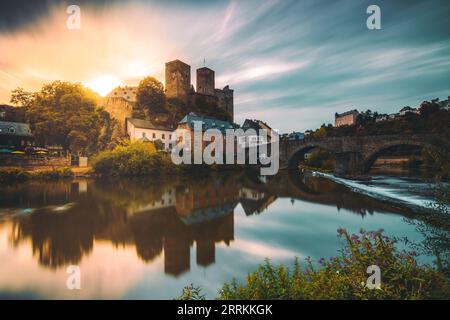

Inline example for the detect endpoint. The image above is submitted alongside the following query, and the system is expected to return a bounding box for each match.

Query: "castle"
[102,59,234,135]
[165,59,234,120]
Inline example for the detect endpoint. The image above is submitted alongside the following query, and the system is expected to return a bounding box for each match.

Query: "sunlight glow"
[84,76,123,96]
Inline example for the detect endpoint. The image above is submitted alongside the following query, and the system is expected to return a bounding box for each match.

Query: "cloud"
[0,0,449,132]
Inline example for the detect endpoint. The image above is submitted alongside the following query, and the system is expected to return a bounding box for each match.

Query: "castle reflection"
[0,171,413,275]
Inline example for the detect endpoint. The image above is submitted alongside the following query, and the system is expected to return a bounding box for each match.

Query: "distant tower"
[196,67,215,96]
[165,59,191,103]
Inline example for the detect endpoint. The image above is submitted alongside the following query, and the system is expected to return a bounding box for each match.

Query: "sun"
[84,76,123,96]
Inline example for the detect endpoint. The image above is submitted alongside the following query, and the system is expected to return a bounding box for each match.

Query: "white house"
[126,118,175,151]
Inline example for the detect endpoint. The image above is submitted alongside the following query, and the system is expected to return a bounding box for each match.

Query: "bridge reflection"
[0,171,414,274]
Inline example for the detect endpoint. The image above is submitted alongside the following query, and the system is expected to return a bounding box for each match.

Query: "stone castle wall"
[100,97,134,133]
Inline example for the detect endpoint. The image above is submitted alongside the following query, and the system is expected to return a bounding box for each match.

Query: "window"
[162,134,165,139]
[152,133,156,139]
[142,132,146,138]
[169,134,172,139]
[8,127,15,134]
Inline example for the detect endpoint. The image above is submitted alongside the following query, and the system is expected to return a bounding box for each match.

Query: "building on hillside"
[165,60,234,121]
[0,121,34,150]
[126,118,175,151]
[106,86,138,102]
[438,97,450,110]
[399,106,419,116]
[334,109,359,127]
[388,113,400,120]
[375,114,389,122]
[304,130,313,136]
[287,131,305,141]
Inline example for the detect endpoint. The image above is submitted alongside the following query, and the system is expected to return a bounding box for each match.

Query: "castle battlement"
[165,59,233,121]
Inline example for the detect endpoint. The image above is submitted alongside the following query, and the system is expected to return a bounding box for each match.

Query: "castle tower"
[165,59,191,103]
[215,85,234,121]
[196,67,215,96]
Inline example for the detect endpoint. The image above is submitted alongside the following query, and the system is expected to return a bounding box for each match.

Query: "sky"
[0,0,449,132]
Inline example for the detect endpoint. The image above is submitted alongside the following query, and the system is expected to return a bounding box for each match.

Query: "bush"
[0,167,72,183]
[31,167,73,179]
[92,141,177,176]
[178,229,450,300]
[0,168,30,183]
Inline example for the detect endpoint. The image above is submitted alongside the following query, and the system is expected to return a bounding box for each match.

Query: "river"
[0,170,440,299]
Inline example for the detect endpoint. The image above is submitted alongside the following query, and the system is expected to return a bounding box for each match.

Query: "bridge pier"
[334,152,364,178]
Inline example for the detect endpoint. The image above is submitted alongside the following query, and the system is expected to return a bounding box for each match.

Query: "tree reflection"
[2,171,415,273]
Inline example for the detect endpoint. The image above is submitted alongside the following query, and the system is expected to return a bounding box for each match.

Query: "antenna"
[203,57,206,66]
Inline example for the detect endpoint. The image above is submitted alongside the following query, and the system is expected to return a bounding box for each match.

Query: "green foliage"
[136,76,166,115]
[32,167,73,180]
[10,81,114,155]
[0,167,73,183]
[305,149,335,170]
[0,168,30,183]
[178,229,450,300]
[176,284,206,300]
[153,139,165,151]
[91,141,177,176]
[317,99,450,137]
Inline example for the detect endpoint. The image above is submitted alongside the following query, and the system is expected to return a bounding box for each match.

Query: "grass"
[0,167,73,183]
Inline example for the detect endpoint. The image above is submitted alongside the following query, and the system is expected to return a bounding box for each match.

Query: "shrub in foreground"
[92,141,176,176]
[178,229,450,300]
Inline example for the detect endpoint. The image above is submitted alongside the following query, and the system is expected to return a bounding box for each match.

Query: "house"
[0,121,34,150]
[240,119,275,147]
[126,118,175,151]
[174,112,237,155]
[375,114,388,122]
[388,113,399,120]
[335,109,359,127]
[438,96,450,110]
[399,106,419,116]
[304,130,313,136]
[287,131,305,141]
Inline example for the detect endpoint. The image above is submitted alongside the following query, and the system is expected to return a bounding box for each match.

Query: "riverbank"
[0,167,76,183]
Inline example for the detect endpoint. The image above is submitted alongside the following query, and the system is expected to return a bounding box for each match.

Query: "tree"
[136,76,166,115]
[10,87,33,107]
[12,81,113,155]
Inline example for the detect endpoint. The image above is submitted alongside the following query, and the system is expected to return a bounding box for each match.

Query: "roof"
[178,113,237,132]
[0,121,32,137]
[126,118,174,131]
[242,119,273,131]
[335,109,359,117]
[165,59,190,67]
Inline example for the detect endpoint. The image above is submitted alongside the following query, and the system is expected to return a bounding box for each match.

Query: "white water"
[315,172,438,211]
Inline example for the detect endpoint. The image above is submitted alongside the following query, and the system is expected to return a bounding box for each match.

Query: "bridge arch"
[362,140,438,173]
[287,142,339,169]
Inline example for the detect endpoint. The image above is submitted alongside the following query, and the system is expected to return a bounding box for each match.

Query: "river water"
[0,170,439,299]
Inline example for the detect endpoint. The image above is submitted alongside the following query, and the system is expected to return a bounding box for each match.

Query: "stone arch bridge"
[279,134,447,177]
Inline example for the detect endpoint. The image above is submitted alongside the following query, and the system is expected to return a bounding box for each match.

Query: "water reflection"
[0,171,416,278]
